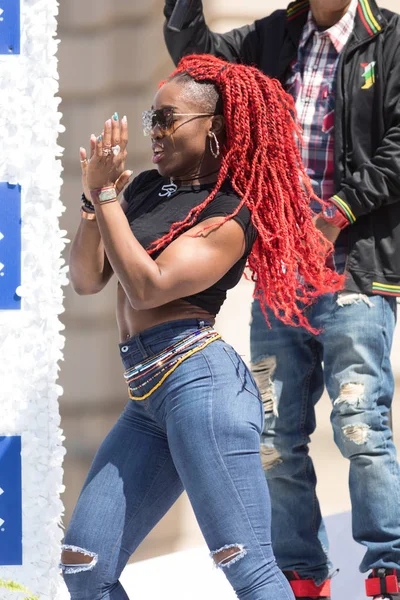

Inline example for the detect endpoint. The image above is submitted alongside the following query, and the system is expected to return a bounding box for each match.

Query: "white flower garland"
[0,1,67,598]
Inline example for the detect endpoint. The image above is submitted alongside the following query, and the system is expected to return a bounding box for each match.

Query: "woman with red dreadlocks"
[61,54,342,600]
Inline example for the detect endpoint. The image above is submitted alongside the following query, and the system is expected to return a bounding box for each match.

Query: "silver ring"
[80,159,88,164]
[112,144,121,156]
[102,148,112,156]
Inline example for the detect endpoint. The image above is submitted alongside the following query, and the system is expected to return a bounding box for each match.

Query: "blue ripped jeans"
[250,293,400,584]
[62,319,294,600]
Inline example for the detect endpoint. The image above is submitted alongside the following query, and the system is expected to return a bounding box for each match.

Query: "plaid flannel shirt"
[286,0,358,270]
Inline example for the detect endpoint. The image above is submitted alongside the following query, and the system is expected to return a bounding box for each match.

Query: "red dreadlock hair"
[148,54,344,332]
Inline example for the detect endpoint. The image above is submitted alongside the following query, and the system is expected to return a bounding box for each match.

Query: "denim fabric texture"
[63,319,294,600]
[250,294,399,585]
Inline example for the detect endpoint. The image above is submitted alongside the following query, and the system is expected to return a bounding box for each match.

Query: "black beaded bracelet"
[81,193,95,213]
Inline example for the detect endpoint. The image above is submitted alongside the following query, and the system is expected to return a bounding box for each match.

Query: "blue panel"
[0,183,21,310]
[0,0,20,55]
[0,436,22,565]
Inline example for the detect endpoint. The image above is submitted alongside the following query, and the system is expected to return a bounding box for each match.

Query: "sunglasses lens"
[142,110,154,136]
[142,109,174,136]
[158,108,174,131]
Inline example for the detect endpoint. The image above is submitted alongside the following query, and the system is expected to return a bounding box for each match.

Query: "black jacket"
[164,0,400,297]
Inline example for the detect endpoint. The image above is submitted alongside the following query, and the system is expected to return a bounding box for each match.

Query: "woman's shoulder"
[199,181,257,255]
[201,181,250,219]
[123,169,164,204]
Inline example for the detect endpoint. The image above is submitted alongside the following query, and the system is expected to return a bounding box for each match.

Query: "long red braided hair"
[149,54,344,331]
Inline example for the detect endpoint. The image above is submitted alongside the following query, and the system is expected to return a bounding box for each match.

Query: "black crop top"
[123,170,257,315]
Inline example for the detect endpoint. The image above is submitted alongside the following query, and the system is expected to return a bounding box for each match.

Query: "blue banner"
[0,183,21,310]
[0,0,20,55]
[0,436,22,565]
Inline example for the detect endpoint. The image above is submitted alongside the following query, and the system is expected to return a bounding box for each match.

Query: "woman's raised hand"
[79,135,96,199]
[84,113,131,192]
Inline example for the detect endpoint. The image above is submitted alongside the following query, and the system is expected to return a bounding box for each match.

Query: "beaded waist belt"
[124,326,221,401]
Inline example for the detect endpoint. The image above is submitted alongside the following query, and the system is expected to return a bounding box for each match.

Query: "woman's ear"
[211,114,225,136]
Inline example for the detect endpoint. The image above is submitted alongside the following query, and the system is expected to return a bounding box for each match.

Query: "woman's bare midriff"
[116,282,216,341]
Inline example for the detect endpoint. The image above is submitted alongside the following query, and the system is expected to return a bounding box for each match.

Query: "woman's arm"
[69,139,131,295]
[95,202,245,309]
[69,217,114,296]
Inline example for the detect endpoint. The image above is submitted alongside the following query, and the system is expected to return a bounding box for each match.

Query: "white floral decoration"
[0,0,67,598]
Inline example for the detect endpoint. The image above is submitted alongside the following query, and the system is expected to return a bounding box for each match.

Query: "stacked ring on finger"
[102,147,112,156]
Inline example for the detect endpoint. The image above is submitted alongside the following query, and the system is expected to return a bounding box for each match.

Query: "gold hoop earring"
[209,131,220,158]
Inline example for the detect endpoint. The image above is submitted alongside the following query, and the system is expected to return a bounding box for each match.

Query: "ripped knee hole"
[260,445,282,470]
[61,545,98,574]
[342,423,370,445]
[210,544,247,568]
[334,382,364,407]
[251,356,278,416]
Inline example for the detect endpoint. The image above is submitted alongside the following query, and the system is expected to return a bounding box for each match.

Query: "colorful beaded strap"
[124,326,217,381]
[125,327,221,401]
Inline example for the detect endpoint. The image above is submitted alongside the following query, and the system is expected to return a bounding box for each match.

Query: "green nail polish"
[97,135,102,142]
[113,112,119,121]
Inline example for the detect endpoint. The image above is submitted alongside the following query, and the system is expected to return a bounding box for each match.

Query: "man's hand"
[313,215,341,244]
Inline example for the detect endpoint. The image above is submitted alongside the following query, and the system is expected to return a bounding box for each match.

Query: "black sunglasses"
[142,107,215,136]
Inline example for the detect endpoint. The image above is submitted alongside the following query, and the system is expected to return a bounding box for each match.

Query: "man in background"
[163,1,400,599]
